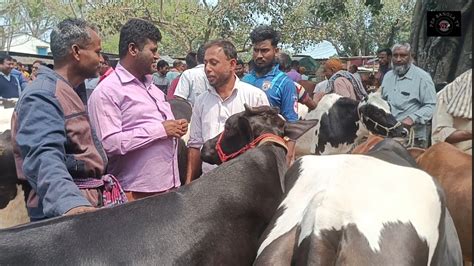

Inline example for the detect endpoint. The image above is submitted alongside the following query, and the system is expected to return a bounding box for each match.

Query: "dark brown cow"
[412,143,472,264]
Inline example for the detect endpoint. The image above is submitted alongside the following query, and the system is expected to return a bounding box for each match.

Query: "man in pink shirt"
[88,19,188,201]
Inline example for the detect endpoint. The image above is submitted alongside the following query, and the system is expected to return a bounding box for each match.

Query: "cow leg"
[293,229,341,266]
[177,139,188,186]
[254,226,299,266]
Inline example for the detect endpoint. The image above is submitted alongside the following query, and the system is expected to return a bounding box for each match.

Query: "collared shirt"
[166,70,180,83]
[242,64,298,122]
[152,72,170,94]
[188,76,269,173]
[0,71,21,98]
[286,69,302,82]
[381,65,436,140]
[432,96,472,154]
[88,63,180,192]
[174,64,212,105]
[11,69,28,90]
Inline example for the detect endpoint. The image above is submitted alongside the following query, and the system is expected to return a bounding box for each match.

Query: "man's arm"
[88,89,181,156]
[280,80,299,122]
[185,147,202,184]
[185,101,204,183]
[407,78,437,124]
[15,92,92,217]
[173,71,191,101]
[432,98,472,144]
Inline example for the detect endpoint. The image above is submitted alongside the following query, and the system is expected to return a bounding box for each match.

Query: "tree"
[266,0,415,56]
[410,0,472,84]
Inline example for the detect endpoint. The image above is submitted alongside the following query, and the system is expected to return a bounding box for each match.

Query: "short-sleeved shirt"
[242,64,298,122]
[188,76,269,173]
[381,65,436,140]
[173,64,212,105]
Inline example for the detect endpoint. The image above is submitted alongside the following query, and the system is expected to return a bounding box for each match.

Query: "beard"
[393,63,411,76]
[253,59,276,75]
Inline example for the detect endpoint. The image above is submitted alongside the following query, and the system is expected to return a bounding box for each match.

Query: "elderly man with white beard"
[381,43,436,148]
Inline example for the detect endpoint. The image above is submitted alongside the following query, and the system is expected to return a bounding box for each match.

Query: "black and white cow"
[0,105,317,265]
[255,139,462,266]
[296,92,407,155]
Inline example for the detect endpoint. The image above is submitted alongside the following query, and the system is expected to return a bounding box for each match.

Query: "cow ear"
[284,119,319,141]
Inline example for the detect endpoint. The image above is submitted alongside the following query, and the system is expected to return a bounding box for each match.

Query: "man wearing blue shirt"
[381,43,437,148]
[242,25,299,164]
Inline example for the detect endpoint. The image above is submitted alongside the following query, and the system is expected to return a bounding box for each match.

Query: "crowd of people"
[0,17,471,222]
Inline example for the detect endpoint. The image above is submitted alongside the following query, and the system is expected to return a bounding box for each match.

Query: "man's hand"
[64,206,96,216]
[163,119,188,138]
[401,117,414,128]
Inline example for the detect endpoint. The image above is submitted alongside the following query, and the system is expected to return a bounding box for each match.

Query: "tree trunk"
[410,0,472,85]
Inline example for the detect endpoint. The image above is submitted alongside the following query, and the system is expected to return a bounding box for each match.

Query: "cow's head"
[201,104,318,165]
[357,92,407,138]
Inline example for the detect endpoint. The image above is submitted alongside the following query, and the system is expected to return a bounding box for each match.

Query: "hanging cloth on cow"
[326,70,368,101]
[74,174,128,207]
[438,69,472,119]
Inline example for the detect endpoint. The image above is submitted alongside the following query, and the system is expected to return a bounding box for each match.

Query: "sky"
[285,41,338,59]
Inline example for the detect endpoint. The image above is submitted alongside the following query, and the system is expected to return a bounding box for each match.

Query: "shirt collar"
[115,62,153,87]
[37,66,75,88]
[0,71,9,79]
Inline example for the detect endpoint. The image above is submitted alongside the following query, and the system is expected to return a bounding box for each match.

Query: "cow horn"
[244,104,256,115]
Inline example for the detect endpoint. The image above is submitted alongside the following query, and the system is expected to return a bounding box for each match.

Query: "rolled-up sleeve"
[16,92,90,217]
[88,89,167,156]
[431,98,457,144]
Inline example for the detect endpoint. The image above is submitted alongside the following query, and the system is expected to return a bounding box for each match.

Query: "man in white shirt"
[185,39,269,183]
[173,46,212,106]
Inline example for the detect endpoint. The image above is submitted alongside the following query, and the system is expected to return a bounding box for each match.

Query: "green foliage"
[1,0,415,57]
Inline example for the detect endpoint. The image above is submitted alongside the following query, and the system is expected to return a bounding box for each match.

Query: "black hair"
[173,60,184,68]
[156,59,169,69]
[50,18,98,61]
[236,59,244,66]
[250,25,280,46]
[276,53,291,72]
[203,39,237,60]
[197,45,205,64]
[119,18,162,58]
[185,51,197,68]
[290,60,299,68]
[0,53,13,64]
[377,48,392,56]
